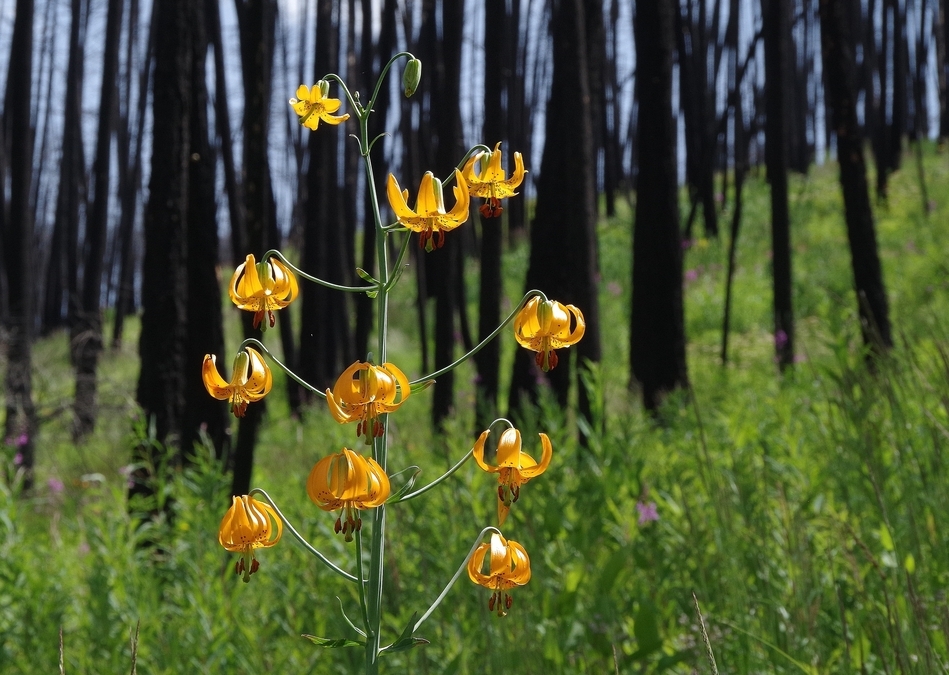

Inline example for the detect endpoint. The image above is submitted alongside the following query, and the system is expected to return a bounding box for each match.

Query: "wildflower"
[636,500,659,525]
[386,169,470,251]
[202,347,273,417]
[467,532,531,617]
[513,296,585,372]
[47,477,64,495]
[229,254,299,330]
[325,361,411,444]
[774,329,789,350]
[218,495,283,582]
[473,427,551,526]
[307,448,390,541]
[461,142,526,218]
[289,82,350,130]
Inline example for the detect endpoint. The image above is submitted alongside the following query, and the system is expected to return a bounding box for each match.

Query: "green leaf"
[879,523,894,552]
[302,635,365,649]
[380,636,430,654]
[631,599,662,658]
[365,290,378,299]
[387,467,422,502]
[355,267,378,284]
[379,612,429,655]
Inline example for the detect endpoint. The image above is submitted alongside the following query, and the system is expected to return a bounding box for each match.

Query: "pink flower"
[685,269,699,283]
[775,329,788,350]
[13,453,22,466]
[47,477,64,494]
[15,433,28,447]
[636,500,659,525]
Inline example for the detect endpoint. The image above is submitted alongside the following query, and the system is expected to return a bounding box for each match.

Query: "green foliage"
[5,147,949,673]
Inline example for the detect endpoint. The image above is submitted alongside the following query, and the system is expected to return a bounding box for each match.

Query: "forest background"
[2,0,949,673]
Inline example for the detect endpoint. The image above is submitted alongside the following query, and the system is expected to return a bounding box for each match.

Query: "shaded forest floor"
[3,146,949,674]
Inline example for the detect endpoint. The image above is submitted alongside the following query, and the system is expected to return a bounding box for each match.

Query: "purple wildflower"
[636,500,659,525]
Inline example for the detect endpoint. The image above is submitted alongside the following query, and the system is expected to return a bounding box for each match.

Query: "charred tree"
[113,0,152,349]
[43,0,86,336]
[474,0,509,430]
[629,0,689,410]
[73,0,123,439]
[233,0,278,496]
[764,0,795,369]
[299,0,353,395]
[4,0,38,489]
[509,0,601,430]
[819,0,893,351]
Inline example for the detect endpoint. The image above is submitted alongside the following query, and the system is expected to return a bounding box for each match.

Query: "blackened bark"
[629,0,688,410]
[300,0,352,395]
[133,0,191,504]
[113,0,154,349]
[425,0,466,429]
[73,0,123,439]
[509,0,601,429]
[43,0,85,335]
[764,0,795,369]
[4,0,38,489]
[232,0,278,496]
[475,0,508,430]
[819,0,893,351]
[506,0,528,236]
[354,0,396,360]
[183,0,227,460]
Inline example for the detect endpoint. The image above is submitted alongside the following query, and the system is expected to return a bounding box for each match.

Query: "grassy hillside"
[3,147,949,674]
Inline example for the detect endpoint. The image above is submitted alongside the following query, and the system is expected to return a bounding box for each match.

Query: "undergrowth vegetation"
[2,147,949,674]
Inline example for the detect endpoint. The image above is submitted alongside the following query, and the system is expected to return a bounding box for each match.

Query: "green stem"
[409,290,547,385]
[355,527,372,632]
[395,449,473,502]
[248,489,357,582]
[412,526,502,633]
[239,338,326,399]
[263,249,373,293]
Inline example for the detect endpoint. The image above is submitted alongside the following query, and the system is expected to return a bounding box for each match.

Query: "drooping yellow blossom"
[218,495,283,582]
[326,361,411,444]
[461,142,526,218]
[307,448,390,541]
[289,82,350,130]
[467,532,532,616]
[513,296,585,372]
[229,254,299,330]
[386,169,470,251]
[202,347,272,417]
[473,427,552,526]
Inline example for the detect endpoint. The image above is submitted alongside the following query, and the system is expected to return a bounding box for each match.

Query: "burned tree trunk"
[4,0,38,489]
[629,0,689,410]
[819,0,893,351]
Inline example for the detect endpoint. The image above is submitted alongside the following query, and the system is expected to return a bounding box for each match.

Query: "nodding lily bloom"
[307,448,390,541]
[467,532,532,617]
[386,169,470,251]
[461,142,526,218]
[326,361,411,444]
[473,427,552,526]
[289,82,350,130]
[203,347,272,417]
[229,254,299,330]
[513,296,585,372]
[218,495,283,582]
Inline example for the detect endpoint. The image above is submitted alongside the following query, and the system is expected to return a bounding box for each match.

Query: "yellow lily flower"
[218,495,283,582]
[461,142,526,218]
[326,361,411,444]
[473,427,552,526]
[386,169,470,251]
[467,532,532,616]
[513,296,585,372]
[202,347,273,417]
[229,254,299,330]
[289,82,350,130]
[307,448,390,541]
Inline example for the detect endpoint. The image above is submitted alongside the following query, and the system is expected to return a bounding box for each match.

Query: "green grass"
[4,145,949,674]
